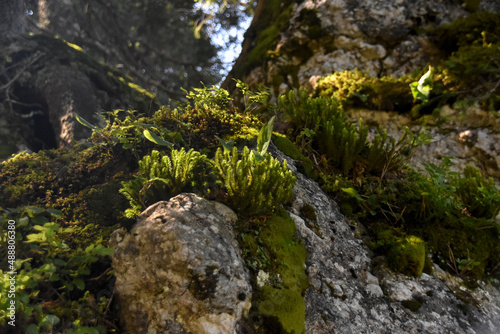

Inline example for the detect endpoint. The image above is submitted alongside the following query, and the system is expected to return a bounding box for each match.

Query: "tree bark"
[0,0,27,36]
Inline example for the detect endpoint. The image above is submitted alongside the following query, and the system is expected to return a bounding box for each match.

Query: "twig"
[0,52,43,91]
[89,267,112,281]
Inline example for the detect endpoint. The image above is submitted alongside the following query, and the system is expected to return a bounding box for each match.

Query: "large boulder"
[110,193,252,334]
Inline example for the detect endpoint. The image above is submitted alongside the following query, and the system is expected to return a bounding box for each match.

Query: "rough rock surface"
[269,143,500,334]
[110,193,252,334]
[241,0,499,94]
[348,106,500,187]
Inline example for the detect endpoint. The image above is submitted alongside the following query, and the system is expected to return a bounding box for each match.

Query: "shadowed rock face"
[110,193,252,334]
[269,143,500,334]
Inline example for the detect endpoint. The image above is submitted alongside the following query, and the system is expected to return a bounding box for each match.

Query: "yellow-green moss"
[239,209,308,334]
[387,235,426,277]
[315,70,414,112]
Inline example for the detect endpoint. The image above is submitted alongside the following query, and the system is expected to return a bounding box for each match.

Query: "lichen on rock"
[110,193,252,334]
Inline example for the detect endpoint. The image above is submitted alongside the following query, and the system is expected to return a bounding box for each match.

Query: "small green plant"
[410,66,433,102]
[234,79,271,114]
[278,89,416,177]
[0,206,114,332]
[456,165,500,219]
[76,110,174,158]
[213,146,295,215]
[120,148,205,217]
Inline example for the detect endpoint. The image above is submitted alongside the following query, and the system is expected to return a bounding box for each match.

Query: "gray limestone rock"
[110,193,252,334]
[268,143,500,334]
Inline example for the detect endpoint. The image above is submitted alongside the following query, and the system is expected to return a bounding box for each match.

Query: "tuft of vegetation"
[427,12,500,111]
[213,146,296,216]
[278,88,419,178]
[0,206,115,333]
[456,165,500,219]
[120,148,206,217]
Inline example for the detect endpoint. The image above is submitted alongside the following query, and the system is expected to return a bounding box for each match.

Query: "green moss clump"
[239,210,308,334]
[370,227,427,277]
[258,286,306,334]
[428,12,500,109]
[431,12,500,53]
[315,70,414,112]
[214,146,296,216]
[300,203,317,222]
[120,148,205,217]
[387,235,427,277]
[401,299,424,312]
[456,165,500,219]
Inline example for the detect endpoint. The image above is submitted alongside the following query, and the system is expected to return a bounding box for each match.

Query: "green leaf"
[410,67,432,101]
[40,314,60,328]
[341,187,364,202]
[257,116,275,155]
[215,135,235,153]
[74,326,100,334]
[26,233,45,243]
[252,150,266,162]
[18,216,29,226]
[32,215,48,225]
[73,278,85,290]
[46,208,63,218]
[91,244,115,256]
[75,113,97,130]
[143,129,173,146]
[26,324,39,334]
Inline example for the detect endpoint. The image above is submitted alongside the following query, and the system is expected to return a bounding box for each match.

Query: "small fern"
[213,146,296,215]
[120,148,204,217]
[279,88,415,177]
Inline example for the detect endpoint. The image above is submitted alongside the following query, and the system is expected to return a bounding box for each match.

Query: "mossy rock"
[387,235,427,277]
[315,71,414,112]
[238,209,308,334]
[431,12,500,54]
[257,286,306,334]
[236,0,296,78]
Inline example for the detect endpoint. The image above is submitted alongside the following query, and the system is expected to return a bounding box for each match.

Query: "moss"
[427,12,500,109]
[460,0,481,12]
[370,226,427,277]
[237,1,296,78]
[431,12,500,53]
[300,203,317,222]
[0,144,135,227]
[315,70,414,112]
[239,209,308,334]
[257,286,306,334]
[387,235,426,277]
[401,298,424,312]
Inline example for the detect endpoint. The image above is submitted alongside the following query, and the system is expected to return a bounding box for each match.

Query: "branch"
[0,52,43,91]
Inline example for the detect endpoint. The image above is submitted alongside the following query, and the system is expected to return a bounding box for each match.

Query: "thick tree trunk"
[0,0,27,36]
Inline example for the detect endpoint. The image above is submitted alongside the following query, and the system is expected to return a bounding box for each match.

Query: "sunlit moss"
[239,210,308,334]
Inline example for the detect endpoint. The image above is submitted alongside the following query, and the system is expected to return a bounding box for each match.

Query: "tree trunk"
[0,0,27,36]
